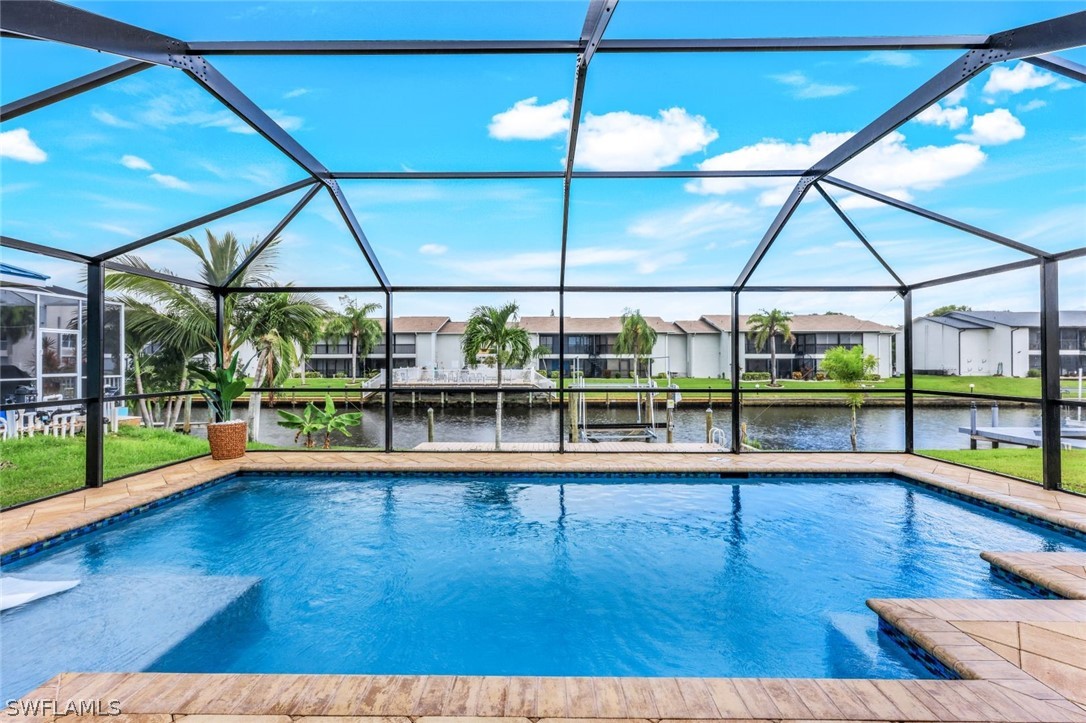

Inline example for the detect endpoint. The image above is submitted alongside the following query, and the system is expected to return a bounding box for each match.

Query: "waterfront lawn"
[0,427,274,508]
[920,449,1086,495]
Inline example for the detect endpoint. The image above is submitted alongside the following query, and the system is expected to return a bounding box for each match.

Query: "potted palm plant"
[191,349,249,460]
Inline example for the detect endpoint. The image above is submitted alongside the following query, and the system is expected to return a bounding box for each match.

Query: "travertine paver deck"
[15,671,1086,722]
[870,598,1086,710]
[5,451,1086,722]
[981,552,1086,600]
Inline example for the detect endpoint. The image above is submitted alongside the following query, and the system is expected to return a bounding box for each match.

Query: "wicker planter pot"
[206,419,248,460]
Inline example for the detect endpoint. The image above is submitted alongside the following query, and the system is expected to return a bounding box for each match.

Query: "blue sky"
[1,1,1083,324]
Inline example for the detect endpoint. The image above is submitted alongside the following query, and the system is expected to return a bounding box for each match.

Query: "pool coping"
[4,451,1086,562]
[4,452,1086,721]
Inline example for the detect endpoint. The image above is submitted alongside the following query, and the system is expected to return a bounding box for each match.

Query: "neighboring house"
[0,263,125,402]
[306,312,899,380]
[701,314,898,380]
[914,310,1086,377]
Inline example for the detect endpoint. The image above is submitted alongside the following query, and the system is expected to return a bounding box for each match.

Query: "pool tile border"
[5,467,1085,566]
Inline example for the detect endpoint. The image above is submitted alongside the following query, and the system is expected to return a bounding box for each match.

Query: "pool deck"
[4,451,1086,722]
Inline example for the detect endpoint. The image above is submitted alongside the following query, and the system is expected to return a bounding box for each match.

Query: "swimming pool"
[3,472,1083,698]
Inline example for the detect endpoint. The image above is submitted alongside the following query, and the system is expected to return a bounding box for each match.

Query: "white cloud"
[861,51,919,68]
[419,243,448,255]
[91,108,138,129]
[0,128,47,163]
[915,102,969,129]
[944,85,968,106]
[488,97,570,140]
[89,222,137,237]
[983,63,1057,95]
[688,130,987,205]
[284,88,310,99]
[149,173,192,190]
[771,71,855,99]
[575,108,718,171]
[120,154,153,171]
[627,200,759,244]
[226,110,304,134]
[1017,99,1047,113]
[956,108,1025,145]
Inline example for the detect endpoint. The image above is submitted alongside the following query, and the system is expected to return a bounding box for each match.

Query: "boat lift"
[570,357,682,443]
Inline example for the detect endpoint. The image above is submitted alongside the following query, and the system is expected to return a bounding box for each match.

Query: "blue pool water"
[3,473,1084,697]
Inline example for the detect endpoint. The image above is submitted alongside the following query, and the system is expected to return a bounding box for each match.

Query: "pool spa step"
[0,573,261,700]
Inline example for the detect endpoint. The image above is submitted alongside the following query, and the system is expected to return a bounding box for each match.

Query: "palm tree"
[614,308,658,378]
[106,230,328,432]
[239,291,327,439]
[747,308,794,387]
[461,302,533,450]
[820,345,877,451]
[322,297,383,379]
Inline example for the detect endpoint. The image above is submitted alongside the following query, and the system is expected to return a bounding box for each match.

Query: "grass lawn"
[0,427,276,508]
[920,449,1086,495]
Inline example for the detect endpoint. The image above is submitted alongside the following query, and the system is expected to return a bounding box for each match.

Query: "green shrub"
[334,372,348,379]
[863,373,881,381]
[1027,368,1042,378]
[742,371,771,381]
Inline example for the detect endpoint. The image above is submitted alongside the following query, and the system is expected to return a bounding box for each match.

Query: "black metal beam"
[188,40,581,55]
[814,183,906,288]
[558,290,566,452]
[989,11,1086,61]
[822,177,1047,258]
[1054,246,1086,261]
[184,35,990,56]
[322,181,391,291]
[94,180,314,261]
[1,235,94,264]
[0,59,150,122]
[742,285,902,293]
[102,261,212,291]
[1026,54,1086,83]
[221,183,322,288]
[0,0,186,63]
[85,261,105,488]
[560,0,618,290]
[730,292,741,454]
[227,285,386,294]
[734,178,814,289]
[384,291,394,452]
[331,170,805,180]
[908,257,1041,290]
[903,290,914,453]
[808,11,1086,179]
[1038,259,1062,490]
[184,59,330,179]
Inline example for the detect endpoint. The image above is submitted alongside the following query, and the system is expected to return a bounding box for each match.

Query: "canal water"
[198,402,1054,452]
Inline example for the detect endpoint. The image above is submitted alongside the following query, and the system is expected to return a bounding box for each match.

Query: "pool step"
[0,574,261,701]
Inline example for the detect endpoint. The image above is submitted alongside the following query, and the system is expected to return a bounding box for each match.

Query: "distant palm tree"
[322,297,383,380]
[240,290,327,438]
[820,345,877,451]
[747,308,794,387]
[614,308,658,378]
[461,302,533,450]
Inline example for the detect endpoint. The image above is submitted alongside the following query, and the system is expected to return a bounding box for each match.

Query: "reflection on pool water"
[3,473,1082,699]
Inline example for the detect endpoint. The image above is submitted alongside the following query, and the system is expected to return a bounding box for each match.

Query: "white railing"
[385,366,554,388]
[0,409,83,439]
